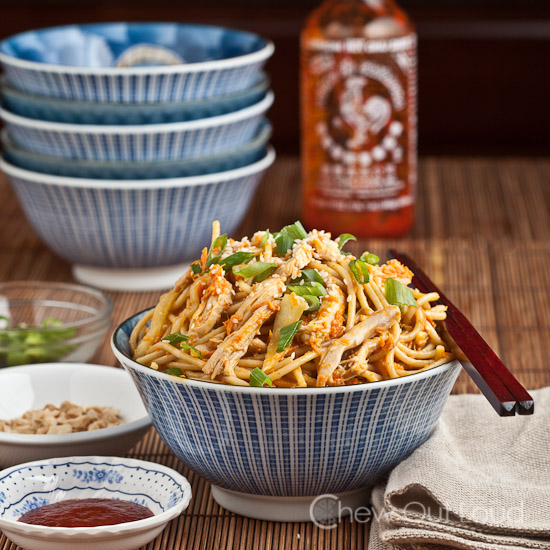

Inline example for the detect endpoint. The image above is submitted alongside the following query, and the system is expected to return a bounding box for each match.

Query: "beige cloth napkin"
[369,388,550,550]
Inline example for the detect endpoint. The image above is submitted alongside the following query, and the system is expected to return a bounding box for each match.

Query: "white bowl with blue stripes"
[0,73,269,125]
[112,312,462,521]
[1,120,272,179]
[0,91,273,162]
[0,22,274,103]
[0,148,275,290]
[0,456,192,550]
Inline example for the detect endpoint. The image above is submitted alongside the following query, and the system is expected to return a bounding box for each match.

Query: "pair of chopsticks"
[388,250,534,417]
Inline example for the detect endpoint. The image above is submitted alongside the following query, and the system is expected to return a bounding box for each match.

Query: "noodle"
[131,222,454,387]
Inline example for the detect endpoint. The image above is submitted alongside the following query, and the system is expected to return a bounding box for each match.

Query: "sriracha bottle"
[301,0,417,237]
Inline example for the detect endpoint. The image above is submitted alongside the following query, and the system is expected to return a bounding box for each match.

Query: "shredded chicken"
[188,264,233,341]
[317,306,400,386]
[204,302,280,379]
[275,241,315,279]
[225,276,286,334]
[299,280,346,351]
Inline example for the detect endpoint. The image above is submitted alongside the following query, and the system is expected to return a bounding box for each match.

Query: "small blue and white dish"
[1,120,271,179]
[0,147,275,291]
[0,73,269,125]
[0,456,192,550]
[0,91,273,162]
[112,311,462,522]
[0,22,274,102]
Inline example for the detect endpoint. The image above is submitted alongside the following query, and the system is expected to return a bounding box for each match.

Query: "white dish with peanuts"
[0,363,151,467]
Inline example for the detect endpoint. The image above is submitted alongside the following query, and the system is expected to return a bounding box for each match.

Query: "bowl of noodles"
[111,221,462,522]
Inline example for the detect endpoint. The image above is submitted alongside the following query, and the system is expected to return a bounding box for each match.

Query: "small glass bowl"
[0,282,112,368]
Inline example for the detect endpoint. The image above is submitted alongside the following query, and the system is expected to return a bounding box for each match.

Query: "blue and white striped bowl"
[0,147,275,269]
[0,456,191,550]
[112,311,461,505]
[0,73,269,125]
[0,91,273,162]
[0,22,274,103]
[1,120,272,179]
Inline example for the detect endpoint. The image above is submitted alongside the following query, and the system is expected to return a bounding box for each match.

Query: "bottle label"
[303,34,417,213]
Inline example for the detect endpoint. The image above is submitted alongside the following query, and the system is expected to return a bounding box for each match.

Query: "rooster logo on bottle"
[312,54,405,166]
[334,76,392,149]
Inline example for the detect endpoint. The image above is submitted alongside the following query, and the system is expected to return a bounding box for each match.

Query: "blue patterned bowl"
[0,73,269,125]
[112,311,461,521]
[0,147,275,269]
[0,456,191,550]
[0,91,273,162]
[1,120,271,179]
[0,22,273,102]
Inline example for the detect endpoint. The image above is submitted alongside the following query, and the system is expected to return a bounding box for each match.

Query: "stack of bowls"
[0,22,275,291]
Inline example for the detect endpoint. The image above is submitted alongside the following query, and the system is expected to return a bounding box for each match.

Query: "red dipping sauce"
[18,498,154,527]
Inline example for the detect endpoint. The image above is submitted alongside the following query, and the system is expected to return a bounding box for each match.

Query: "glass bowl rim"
[0,281,113,333]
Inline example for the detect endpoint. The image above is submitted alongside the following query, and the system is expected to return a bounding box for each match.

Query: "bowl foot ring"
[73,263,189,292]
[211,485,371,523]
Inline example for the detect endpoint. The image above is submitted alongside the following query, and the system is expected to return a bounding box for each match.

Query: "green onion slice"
[191,263,202,274]
[259,230,271,247]
[276,320,302,352]
[303,295,321,313]
[164,367,184,377]
[220,251,255,270]
[206,234,228,267]
[253,265,277,284]
[288,281,327,297]
[275,221,308,254]
[361,253,379,266]
[180,342,203,359]
[249,367,274,387]
[42,317,64,328]
[300,269,325,285]
[162,332,189,345]
[337,233,357,251]
[349,259,370,284]
[385,278,417,311]
[234,262,277,279]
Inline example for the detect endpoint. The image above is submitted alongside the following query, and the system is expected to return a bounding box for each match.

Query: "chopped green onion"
[288,281,327,297]
[337,233,357,251]
[349,259,370,284]
[206,234,228,267]
[275,221,308,254]
[220,251,255,270]
[300,269,325,285]
[253,265,277,284]
[162,332,190,345]
[361,253,379,266]
[164,367,184,377]
[234,262,277,279]
[42,317,63,328]
[259,230,271,247]
[274,232,293,255]
[276,320,302,352]
[0,316,77,368]
[283,221,307,240]
[303,295,321,313]
[181,342,203,358]
[190,263,202,274]
[249,367,274,387]
[385,278,417,311]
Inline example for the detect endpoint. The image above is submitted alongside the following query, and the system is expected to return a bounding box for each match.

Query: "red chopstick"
[388,250,534,417]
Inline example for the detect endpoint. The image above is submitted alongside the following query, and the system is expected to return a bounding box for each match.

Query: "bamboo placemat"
[1,156,549,549]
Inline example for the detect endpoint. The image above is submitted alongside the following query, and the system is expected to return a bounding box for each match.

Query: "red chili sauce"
[18,498,153,527]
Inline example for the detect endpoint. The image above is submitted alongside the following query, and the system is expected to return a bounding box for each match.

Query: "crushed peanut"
[0,401,124,435]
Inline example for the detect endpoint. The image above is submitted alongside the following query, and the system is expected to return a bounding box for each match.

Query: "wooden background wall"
[1,0,549,155]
